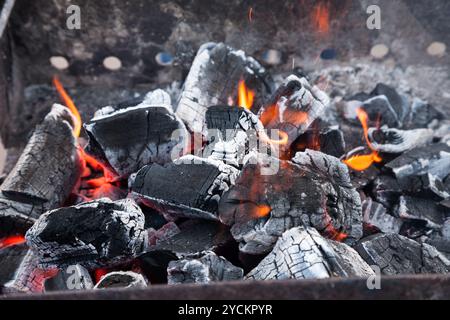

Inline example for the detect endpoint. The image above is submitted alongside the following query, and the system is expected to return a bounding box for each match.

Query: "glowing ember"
[248,7,253,22]
[313,1,330,34]
[238,79,255,110]
[253,205,271,218]
[0,235,26,249]
[263,130,289,146]
[343,108,383,171]
[53,76,82,137]
[94,268,109,283]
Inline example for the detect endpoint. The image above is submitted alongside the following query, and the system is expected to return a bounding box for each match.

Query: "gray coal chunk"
[361,96,401,128]
[44,264,94,292]
[0,198,36,238]
[132,155,239,221]
[319,126,346,158]
[167,251,243,284]
[259,75,330,153]
[94,271,148,289]
[355,233,450,275]
[204,105,266,167]
[0,104,82,220]
[385,142,450,180]
[0,243,29,287]
[219,150,363,255]
[362,198,402,234]
[245,227,374,280]
[370,83,409,124]
[84,93,189,178]
[26,198,146,269]
[147,219,233,258]
[397,196,447,229]
[405,98,444,129]
[176,42,273,135]
[367,126,433,154]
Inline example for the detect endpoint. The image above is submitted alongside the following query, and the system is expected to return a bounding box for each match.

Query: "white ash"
[94,271,148,289]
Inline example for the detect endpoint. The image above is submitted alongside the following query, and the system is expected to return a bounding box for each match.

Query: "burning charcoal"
[319,126,346,158]
[405,98,444,129]
[245,227,374,280]
[2,249,58,294]
[44,264,94,292]
[370,83,409,124]
[132,155,239,221]
[399,173,450,200]
[367,126,434,154]
[259,75,330,153]
[176,42,272,134]
[26,198,146,269]
[204,105,266,166]
[0,104,82,220]
[397,196,447,229]
[167,251,243,284]
[219,150,363,255]
[94,271,148,289]
[385,142,450,180]
[0,243,28,289]
[355,233,450,275]
[84,93,189,178]
[360,96,401,128]
[146,219,233,257]
[146,222,180,248]
[363,198,402,234]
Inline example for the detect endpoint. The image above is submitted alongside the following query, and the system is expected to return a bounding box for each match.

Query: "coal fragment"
[355,233,450,275]
[132,155,239,221]
[94,271,148,289]
[26,198,146,269]
[167,251,243,284]
[362,198,402,234]
[367,126,433,154]
[405,98,444,129]
[44,264,94,292]
[397,196,447,229]
[245,227,374,280]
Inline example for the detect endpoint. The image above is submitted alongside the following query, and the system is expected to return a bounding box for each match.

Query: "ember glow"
[313,1,330,34]
[343,108,382,171]
[253,205,271,218]
[248,7,253,22]
[238,79,255,110]
[53,76,82,137]
[0,235,26,249]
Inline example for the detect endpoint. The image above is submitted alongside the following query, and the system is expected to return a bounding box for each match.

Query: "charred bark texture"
[219,150,363,255]
[245,227,374,280]
[132,155,239,221]
[26,198,146,269]
[176,42,272,134]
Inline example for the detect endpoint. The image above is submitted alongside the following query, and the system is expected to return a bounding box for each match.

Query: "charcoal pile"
[0,42,449,295]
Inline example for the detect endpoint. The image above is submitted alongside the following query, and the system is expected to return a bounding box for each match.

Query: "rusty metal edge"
[1,274,450,300]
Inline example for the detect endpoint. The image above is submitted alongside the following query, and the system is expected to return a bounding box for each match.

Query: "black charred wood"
[44,264,93,292]
[0,243,28,288]
[362,198,402,234]
[397,196,447,229]
[94,271,147,289]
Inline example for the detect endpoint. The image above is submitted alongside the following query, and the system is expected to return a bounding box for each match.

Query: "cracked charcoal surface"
[362,198,402,234]
[0,104,82,219]
[176,42,273,135]
[219,150,362,255]
[205,105,267,167]
[259,75,330,153]
[94,271,148,289]
[132,155,239,221]
[26,198,146,269]
[397,196,447,229]
[355,233,450,275]
[44,264,93,292]
[0,198,37,238]
[167,251,243,284]
[245,227,374,280]
[84,93,189,178]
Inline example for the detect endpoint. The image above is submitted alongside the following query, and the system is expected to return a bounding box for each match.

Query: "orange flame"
[253,205,271,218]
[343,108,382,171]
[53,76,82,137]
[313,2,330,34]
[238,79,255,110]
[0,235,26,249]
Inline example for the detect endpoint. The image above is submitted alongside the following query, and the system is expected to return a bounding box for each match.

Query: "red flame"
[53,76,82,137]
[0,235,26,249]
[238,80,255,110]
[343,108,382,171]
[313,1,330,34]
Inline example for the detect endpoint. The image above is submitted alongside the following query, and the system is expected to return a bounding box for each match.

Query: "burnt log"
[84,91,189,178]
[94,271,147,289]
[26,198,146,269]
[245,227,374,280]
[167,251,243,284]
[44,264,94,292]
[356,233,450,275]
[258,75,330,153]
[0,104,82,222]
[176,42,272,135]
[132,155,239,221]
[367,127,434,154]
[219,150,363,255]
